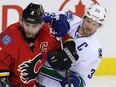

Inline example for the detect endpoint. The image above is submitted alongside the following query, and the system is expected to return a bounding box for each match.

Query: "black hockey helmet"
[22,3,45,24]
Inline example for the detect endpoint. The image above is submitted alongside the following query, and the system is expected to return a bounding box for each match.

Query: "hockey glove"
[44,14,70,37]
[44,12,53,23]
[60,74,84,87]
[47,41,79,70]
[0,70,11,87]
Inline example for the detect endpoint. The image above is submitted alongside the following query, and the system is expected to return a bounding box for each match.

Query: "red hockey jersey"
[0,22,69,87]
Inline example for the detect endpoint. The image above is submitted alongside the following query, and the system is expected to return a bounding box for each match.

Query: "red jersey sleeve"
[62,34,74,43]
[0,24,17,71]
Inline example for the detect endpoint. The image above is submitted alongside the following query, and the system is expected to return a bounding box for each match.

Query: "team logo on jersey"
[98,48,102,58]
[59,0,98,18]
[18,53,42,83]
[40,42,48,52]
[1,34,12,45]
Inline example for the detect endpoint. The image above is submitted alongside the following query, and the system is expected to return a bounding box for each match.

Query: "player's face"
[22,21,42,38]
[81,17,101,36]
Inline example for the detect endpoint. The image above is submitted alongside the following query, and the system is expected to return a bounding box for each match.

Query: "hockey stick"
[51,15,71,87]
[59,37,71,87]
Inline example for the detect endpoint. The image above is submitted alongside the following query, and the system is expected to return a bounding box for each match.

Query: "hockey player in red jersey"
[0,3,78,87]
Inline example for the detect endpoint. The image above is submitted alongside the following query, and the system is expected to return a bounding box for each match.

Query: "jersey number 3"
[88,69,96,79]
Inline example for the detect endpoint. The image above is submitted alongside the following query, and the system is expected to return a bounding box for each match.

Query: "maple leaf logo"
[59,0,98,18]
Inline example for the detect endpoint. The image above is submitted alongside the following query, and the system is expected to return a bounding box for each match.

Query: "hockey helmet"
[22,3,45,24]
[84,3,107,25]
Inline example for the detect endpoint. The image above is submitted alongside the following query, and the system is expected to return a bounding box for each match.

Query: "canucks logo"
[18,53,42,83]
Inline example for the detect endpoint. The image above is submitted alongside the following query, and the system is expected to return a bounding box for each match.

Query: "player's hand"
[0,71,11,87]
[51,14,70,37]
[47,41,79,70]
[60,74,82,87]
[44,13,70,37]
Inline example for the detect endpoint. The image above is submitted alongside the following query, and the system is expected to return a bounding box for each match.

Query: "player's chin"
[84,30,91,36]
[26,33,35,38]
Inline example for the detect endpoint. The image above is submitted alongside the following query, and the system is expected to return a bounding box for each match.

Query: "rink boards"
[95,58,116,76]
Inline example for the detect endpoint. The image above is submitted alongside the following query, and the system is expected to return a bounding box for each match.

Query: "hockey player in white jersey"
[39,3,107,87]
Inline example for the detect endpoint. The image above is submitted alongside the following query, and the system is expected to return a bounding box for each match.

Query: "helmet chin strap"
[37,21,44,32]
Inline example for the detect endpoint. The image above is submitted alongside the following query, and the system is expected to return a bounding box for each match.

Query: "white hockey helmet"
[83,3,107,25]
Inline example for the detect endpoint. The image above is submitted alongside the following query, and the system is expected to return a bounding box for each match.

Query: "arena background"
[0,0,115,75]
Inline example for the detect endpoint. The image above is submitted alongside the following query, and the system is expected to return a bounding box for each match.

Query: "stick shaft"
[59,37,71,87]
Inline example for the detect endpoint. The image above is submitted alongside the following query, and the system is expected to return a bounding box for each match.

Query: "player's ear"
[20,18,23,26]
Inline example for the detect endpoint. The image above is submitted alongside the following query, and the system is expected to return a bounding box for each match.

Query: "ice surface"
[85,76,116,87]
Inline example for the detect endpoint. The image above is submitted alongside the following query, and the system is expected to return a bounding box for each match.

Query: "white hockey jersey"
[39,11,102,87]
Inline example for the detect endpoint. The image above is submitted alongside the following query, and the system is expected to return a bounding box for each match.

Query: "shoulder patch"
[98,48,102,58]
[1,34,12,45]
